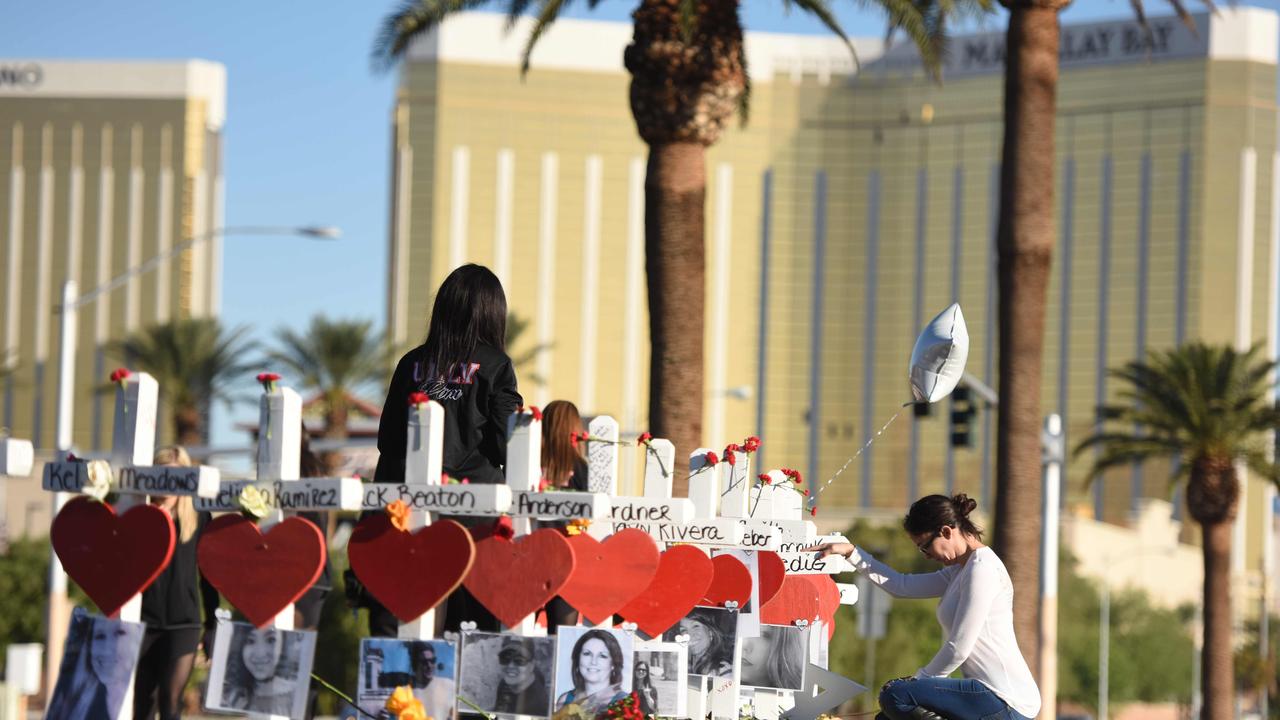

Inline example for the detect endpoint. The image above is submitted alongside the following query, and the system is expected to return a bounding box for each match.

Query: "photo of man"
[458,632,554,718]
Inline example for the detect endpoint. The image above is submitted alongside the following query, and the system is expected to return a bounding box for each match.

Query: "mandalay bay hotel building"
[0,62,225,450]
[387,6,1280,578]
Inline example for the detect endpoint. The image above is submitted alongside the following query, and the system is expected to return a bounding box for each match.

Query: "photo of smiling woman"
[740,624,807,690]
[552,627,633,716]
[206,621,317,718]
[661,606,737,679]
[45,608,145,720]
[457,632,554,718]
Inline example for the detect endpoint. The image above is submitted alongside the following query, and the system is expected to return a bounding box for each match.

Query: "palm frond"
[788,0,860,66]
[520,0,574,75]
[373,0,500,71]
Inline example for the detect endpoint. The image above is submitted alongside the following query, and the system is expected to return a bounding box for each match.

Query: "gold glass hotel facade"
[389,9,1278,550]
[0,60,226,450]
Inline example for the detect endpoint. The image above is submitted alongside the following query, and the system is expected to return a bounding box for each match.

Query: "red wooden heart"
[348,516,475,623]
[618,545,714,638]
[51,497,175,618]
[810,574,841,640]
[559,529,660,625]
[701,555,752,608]
[760,574,821,626]
[757,550,786,606]
[464,529,576,628]
[197,515,326,627]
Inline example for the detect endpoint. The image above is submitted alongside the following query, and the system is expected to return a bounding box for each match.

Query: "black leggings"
[133,627,200,720]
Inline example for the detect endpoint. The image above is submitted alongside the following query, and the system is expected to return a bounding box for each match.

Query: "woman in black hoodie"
[365,263,522,635]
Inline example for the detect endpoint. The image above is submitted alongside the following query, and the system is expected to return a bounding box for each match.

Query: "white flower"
[82,460,112,502]
[238,486,271,519]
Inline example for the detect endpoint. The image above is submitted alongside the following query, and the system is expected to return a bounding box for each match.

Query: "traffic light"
[950,386,975,448]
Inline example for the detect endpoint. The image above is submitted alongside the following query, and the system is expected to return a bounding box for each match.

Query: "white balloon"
[909,303,970,403]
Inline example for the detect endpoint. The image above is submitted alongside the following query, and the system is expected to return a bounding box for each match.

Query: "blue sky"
[4,0,1275,458]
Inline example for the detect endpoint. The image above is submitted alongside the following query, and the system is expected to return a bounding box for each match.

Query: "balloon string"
[811,405,907,505]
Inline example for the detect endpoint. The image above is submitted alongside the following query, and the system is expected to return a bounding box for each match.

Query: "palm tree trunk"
[1201,519,1235,720]
[993,1,1061,673]
[174,404,204,448]
[646,141,706,496]
[323,397,349,476]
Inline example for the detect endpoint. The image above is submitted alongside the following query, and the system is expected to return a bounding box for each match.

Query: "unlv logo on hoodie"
[414,361,481,401]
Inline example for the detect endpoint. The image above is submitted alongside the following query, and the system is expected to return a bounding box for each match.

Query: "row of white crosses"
[362,402,860,719]
[41,374,365,720]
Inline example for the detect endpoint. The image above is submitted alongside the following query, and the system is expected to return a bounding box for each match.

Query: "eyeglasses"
[916,529,943,555]
[499,654,531,667]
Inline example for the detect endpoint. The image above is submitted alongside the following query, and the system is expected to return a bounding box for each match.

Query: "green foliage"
[268,315,389,407]
[111,317,258,442]
[827,521,1194,714]
[0,537,89,675]
[312,548,367,716]
[1075,342,1280,489]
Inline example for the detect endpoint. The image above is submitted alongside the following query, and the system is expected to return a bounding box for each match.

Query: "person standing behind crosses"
[807,494,1041,720]
[537,400,589,632]
[370,263,523,635]
[133,446,220,720]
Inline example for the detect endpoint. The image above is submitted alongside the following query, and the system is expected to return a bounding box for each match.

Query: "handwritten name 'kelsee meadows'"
[43,461,220,498]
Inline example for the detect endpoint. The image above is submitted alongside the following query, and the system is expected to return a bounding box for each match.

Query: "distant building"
[0,60,226,450]
[387,8,1277,573]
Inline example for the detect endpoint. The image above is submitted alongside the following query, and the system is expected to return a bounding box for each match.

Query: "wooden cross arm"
[194,478,364,512]
[1,438,33,477]
[359,483,512,514]
[43,461,221,498]
[609,496,695,524]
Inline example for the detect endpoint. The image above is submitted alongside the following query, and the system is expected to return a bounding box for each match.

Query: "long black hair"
[422,264,507,377]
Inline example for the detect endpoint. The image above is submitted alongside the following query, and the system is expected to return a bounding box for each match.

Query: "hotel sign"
[865,14,1209,78]
[0,64,42,89]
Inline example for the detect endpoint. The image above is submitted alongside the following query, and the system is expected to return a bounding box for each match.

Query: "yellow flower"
[565,518,591,536]
[385,686,416,714]
[82,460,113,502]
[552,702,591,720]
[386,499,411,532]
[238,486,271,519]
[398,702,429,720]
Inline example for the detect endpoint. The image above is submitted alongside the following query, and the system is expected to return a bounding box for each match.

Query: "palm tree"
[374,0,987,495]
[113,319,258,446]
[1075,343,1280,720]
[993,0,1206,669]
[267,316,389,470]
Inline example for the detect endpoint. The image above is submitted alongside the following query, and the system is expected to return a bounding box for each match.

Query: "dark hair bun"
[951,493,977,517]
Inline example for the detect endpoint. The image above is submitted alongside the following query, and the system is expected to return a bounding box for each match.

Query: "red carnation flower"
[810,506,818,516]
[743,436,761,453]
[704,451,719,466]
[109,367,131,384]
[493,515,515,540]
[255,372,280,383]
[408,391,430,406]
[636,432,653,446]
[760,473,772,485]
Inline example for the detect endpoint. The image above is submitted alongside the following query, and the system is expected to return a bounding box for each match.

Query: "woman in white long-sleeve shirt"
[809,494,1041,720]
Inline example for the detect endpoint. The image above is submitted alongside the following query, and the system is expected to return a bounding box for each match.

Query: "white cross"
[356,402,612,640]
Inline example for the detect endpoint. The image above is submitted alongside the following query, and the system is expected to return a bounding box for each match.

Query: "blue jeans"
[879,677,1030,720]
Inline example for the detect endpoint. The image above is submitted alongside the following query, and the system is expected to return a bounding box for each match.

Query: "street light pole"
[1097,548,1177,720]
[1041,414,1064,720]
[44,224,339,699]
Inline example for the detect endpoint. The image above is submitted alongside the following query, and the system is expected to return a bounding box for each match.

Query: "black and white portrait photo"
[633,642,687,717]
[45,608,145,720]
[552,627,633,716]
[206,620,317,718]
[740,624,808,690]
[662,606,738,679]
[357,638,457,720]
[457,632,554,718]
